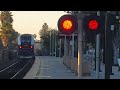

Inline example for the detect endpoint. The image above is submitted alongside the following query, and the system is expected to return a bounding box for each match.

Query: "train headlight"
[30,46,33,48]
[19,45,22,49]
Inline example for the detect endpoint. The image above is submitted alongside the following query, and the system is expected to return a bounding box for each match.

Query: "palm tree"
[0,11,13,48]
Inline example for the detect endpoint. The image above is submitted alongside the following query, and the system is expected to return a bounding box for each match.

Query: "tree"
[40,23,49,38]
[11,30,19,43]
[0,38,3,49]
[39,23,60,56]
[0,12,19,49]
[33,34,37,39]
[0,11,13,47]
[39,23,50,55]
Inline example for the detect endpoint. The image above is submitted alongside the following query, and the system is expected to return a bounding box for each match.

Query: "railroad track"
[0,59,35,79]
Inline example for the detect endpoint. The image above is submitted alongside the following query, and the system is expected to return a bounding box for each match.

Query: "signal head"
[57,14,78,35]
[88,19,99,30]
[83,15,101,35]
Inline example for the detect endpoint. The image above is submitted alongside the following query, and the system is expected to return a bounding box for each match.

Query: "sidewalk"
[82,61,120,79]
[23,56,78,79]
[24,56,120,79]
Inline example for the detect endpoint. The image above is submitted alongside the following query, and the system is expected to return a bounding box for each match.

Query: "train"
[17,34,35,59]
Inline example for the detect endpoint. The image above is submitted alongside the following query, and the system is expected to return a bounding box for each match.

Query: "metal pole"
[50,30,51,56]
[118,12,120,70]
[59,39,61,57]
[97,11,101,72]
[52,30,54,56]
[96,34,100,79]
[104,11,111,79]
[115,11,120,71]
[104,11,108,79]
[51,30,53,56]
[64,35,66,57]
[77,12,85,79]
[72,33,74,60]
[55,30,56,57]
[97,11,100,16]
[66,36,69,57]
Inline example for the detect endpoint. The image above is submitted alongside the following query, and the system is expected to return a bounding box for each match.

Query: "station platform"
[23,56,78,79]
[23,56,120,79]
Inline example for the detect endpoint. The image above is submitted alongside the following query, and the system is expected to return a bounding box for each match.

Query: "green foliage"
[39,23,59,55]
[0,38,3,49]
[39,23,50,54]
[33,34,37,39]
[0,11,19,48]
[40,23,49,38]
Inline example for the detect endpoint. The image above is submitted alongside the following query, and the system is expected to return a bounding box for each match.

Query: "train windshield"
[21,35,31,44]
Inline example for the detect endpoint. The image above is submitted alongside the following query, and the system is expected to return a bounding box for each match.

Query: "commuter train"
[17,34,35,59]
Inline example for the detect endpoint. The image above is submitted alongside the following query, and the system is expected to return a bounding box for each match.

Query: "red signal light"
[83,15,101,35]
[58,15,78,35]
[88,20,99,30]
[62,19,73,30]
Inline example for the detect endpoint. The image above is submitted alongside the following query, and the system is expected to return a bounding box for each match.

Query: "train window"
[21,39,25,42]
[21,35,31,43]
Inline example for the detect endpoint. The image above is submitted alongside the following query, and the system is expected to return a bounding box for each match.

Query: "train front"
[17,34,35,59]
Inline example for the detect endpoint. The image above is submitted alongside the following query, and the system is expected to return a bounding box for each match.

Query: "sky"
[12,11,67,40]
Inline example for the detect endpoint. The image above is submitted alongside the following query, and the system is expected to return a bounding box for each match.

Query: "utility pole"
[77,12,85,79]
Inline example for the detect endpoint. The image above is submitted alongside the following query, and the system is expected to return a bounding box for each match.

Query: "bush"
[0,39,3,49]
[36,49,42,56]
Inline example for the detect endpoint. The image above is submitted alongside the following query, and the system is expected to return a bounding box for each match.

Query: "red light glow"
[88,20,98,30]
[62,20,73,30]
